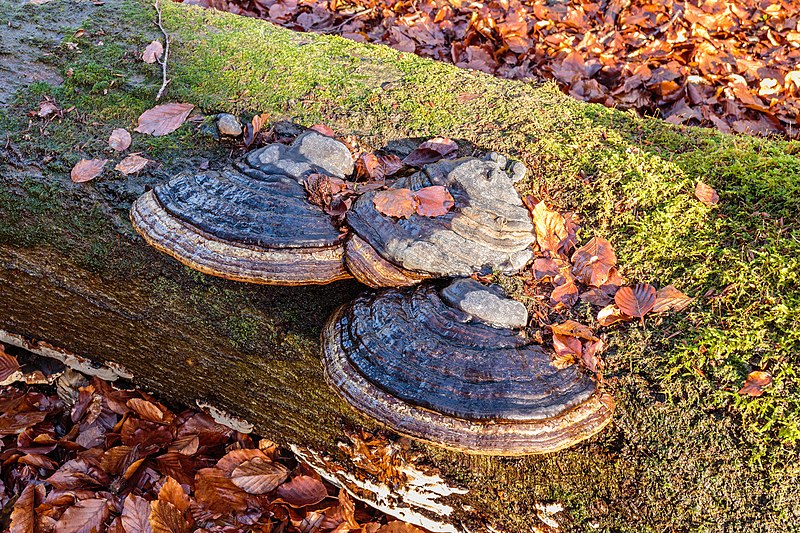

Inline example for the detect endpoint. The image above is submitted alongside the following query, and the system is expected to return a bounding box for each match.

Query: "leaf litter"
[0,343,415,533]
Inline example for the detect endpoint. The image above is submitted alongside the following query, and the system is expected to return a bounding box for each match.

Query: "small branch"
[154,0,171,101]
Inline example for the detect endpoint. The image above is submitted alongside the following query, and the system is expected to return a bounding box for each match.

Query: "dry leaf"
[553,333,582,358]
[373,188,418,218]
[597,304,631,326]
[414,185,454,217]
[550,320,598,341]
[54,498,109,533]
[582,338,605,373]
[615,284,657,324]
[356,153,383,181]
[159,476,190,513]
[550,281,578,307]
[115,154,151,175]
[572,237,617,287]
[550,352,577,369]
[377,522,426,533]
[9,483,43,533]
[531,201,567,256]
[0,347,21,382]
[695,181,719,206]
[149,500,188,533]
[276,475,328,507]
[310,123,335,137]
[533,257,560,280]
[738,371,772,397]
[135,103,194,137]
[121,494,153,533]
[653,285,695,313]
[142,40,164,64]
[71,159,107,183]
[194,467,248,513]
[108,128,132,151]
[230,456,289,494]
[402,137,458,167]
[37,100,60,118]
[379,154,404,177]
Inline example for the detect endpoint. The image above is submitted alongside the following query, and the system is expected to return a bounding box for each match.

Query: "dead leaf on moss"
[597,304,631,326]
[108,128,132,151]
[550,281,579,307]
[738,371,772,397]
[653,285,695,313]
[615,284,657,324]
[695,181,719,206]
[142,40,164,64]
[572,237,617,287]
[135,103,194,137]
[550,320,597,341]
[115,154,151,175]
[71,158,107,183]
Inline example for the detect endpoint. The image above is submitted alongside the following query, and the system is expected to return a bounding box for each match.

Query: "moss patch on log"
[1,0,799,530]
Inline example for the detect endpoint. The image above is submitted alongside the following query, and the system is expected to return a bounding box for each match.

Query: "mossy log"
[2,0,799,530]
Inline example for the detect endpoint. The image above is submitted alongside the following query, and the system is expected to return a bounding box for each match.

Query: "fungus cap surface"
[322,281,614,455]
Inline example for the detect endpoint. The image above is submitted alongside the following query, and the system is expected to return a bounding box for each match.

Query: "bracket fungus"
[345,156,536,287]
[130,132,354,285]
[322,279,615,455]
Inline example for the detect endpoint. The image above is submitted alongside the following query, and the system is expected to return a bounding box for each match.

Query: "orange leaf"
[571,237,617,287]
[597,304,631,326]
[108,128,132,151]
[377,522,426,533]
[71,158,107,183]
[738,371,772,397]
[194,467,248,513]
[530,201,567,256]
[0,346,21,382]
[53,498,109,533]
[550,281,578,307]
[695,181,719,206]
[373,188,418,219]
[550,320,598,341]
[553,333,582,358]
[652,285,695,313]
[135,103,194,137]
[9,484,44,533]
[115,154,151,175]
[142,40,164,64]
[615,284,657,323]
[276,475,328,507]
[582,338,605,373]
[310,123,335,137]
[230,456,289,494]
[356,152,384,181]
[413,185,454,217]
[149,500,188,533]
[159,476,190,513]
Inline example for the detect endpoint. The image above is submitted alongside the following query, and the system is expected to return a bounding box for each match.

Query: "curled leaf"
[402,137,458,167]
[108,128,132,151]
[355,152,384,181]
[0,346,21,382]
[276,475,328,507]
[738,371,772,397]
[597,304,631,326]
[550,281,578,307]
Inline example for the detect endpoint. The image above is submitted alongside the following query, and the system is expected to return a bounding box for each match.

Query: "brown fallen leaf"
[533,257,560,280]
[550,320,598,341]
[71,158,107,183]
[356,152,384,181]
[738,371,772,397]
[108,128,132,151]
[695,181,719,206]
[9,483,44,533]
[373,188,418,219]
[158,476,190,513]
[142,40,164,64]
[402,137,458,167]
[379,154,404,177]
[115,154,151,175]
[121,492,152,530]
[572,237,617,287]
[310,123,335,137]
[582,338,605,373]
[530,201,567,257]
[615,284,657,325]
[230,456,289,494]
[54,498,110,533]
[550,352,577,369]
[550,281,579,307]
[0,345,21,382]
[414,185,454,217]
[135,103,194,137]
[149,500,188,533]
[378,521,426,533]
[194,467,248,513]
[553,333,582,359]
[597,304,631,326]
[36,100,60,118]
[652,284,695,313]
[276,475,328,507]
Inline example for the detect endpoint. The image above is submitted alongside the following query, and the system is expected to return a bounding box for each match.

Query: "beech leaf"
[54,498,109,533]
[115,154,151,175]
[135,103,194,137]
[194,467,248,513]
[142,40,164,64]
[572,237,617,287]
[373,188,418,219]
[9,483,42,533]
[149,500,188,533]
[615,284,657,323]
[355,152,384,181]
[530,201,568,256]
[230,456,289,494]
[402,137,458,166]
[71,159,107,183]
[121,494,153,533]
[413,185,454,217]
[0,347,21,382]
[652,285,695,313]
[550,320,597,341]
[695,181,719,206]
[550,281,578,307]
[158,476,190,513]
[108,128,132,151]
[738,371,772,397]
[276,475,328,507]
[597,304,631,326]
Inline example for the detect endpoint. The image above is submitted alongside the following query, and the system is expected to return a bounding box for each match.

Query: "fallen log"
[2,0,799,530]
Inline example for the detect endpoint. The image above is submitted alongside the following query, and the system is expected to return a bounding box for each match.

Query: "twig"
[154,0,171,101]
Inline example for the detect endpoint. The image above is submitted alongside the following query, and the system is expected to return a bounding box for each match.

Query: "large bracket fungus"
[345,156,535,287]
[322,279,614,455]
[130,130,614,455]
[130,131,354,285]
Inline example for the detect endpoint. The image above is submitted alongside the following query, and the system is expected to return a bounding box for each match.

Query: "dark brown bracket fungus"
[322,280,615,455]
[345,157,536,287]
[130,131,354,285]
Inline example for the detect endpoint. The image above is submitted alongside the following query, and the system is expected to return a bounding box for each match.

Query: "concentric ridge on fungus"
[322,281,614,455]
[345,156,536,287]
[129,132,354,285]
